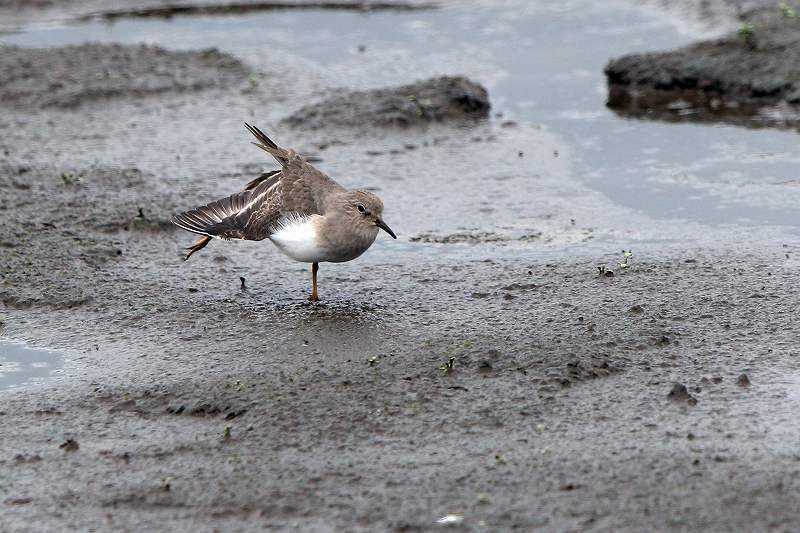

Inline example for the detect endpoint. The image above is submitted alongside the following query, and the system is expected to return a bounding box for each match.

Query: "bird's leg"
[309,262,319,302]
[184,235,211,261]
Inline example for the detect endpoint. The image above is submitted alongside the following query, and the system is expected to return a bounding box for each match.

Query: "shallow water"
[0,340,63,391]
[4,0,800,232]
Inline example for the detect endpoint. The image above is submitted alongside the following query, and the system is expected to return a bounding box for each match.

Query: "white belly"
[269,215,328,263]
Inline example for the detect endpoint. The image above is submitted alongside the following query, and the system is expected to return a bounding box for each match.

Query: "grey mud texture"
[0,44,251,109]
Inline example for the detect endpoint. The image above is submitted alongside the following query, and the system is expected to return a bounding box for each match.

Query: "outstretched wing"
[171,172,282,242]
[172,123,346,250]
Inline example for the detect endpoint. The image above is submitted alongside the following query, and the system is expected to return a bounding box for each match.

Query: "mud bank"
[283,76,490,129]
[0,44,249,109]
[606,5,800,129]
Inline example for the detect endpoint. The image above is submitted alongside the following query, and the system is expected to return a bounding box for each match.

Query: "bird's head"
[344,190,396,239]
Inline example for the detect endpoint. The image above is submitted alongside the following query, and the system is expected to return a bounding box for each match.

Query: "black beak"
[375,219,397,239]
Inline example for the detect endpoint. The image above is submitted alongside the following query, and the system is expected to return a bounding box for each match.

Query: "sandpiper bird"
[171,123,396,302]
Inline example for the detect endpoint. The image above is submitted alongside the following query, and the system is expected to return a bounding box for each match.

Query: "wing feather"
[173,125,348,255]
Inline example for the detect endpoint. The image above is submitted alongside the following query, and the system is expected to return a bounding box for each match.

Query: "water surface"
[0,341,63,391]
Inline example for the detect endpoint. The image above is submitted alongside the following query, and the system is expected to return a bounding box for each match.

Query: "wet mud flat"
[4,229,800,531]
[2,6,800,533]
[3,143,800,530]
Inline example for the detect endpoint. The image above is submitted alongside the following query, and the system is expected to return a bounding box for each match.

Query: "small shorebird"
[172,123,396,302]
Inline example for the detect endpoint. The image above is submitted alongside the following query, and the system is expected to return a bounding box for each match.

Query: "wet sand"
[2,2,800,532]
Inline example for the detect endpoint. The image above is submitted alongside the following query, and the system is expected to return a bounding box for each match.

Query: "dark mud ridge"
[78,1,434,21]
[605,7,800,128]
[0,44,249,109]
[282,76,490,128]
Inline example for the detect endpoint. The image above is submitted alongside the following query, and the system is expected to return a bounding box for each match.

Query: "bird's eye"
[357,204,366,213]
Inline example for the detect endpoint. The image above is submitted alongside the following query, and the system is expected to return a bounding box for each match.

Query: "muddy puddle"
[0,340,63,391]
[3,0,800,234]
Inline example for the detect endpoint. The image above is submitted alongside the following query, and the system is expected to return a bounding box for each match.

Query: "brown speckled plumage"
[171,123,396,301]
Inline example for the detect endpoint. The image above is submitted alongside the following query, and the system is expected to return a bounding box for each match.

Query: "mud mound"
[282,76,490,129]
[0,43,250,109]
[605,9,800,127]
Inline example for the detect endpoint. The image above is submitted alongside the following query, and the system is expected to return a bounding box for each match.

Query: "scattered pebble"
[667,383,697,406]
[59,439,79,452]
[476,493,492,505]
[436,514,464,525]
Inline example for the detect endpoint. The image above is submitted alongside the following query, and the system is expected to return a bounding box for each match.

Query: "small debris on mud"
[667,383,698,406]
[597,266,614,277]
[282,76,490,129]
[439,356,456,373]
[656,335,671,346]
[13,454,42,464]
[5,498,32,505]
[736,373,751,387]
[436,514,464,525]
[59,439,79,452]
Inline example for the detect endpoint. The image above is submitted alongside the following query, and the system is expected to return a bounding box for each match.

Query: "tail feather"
[244,122,289,166]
